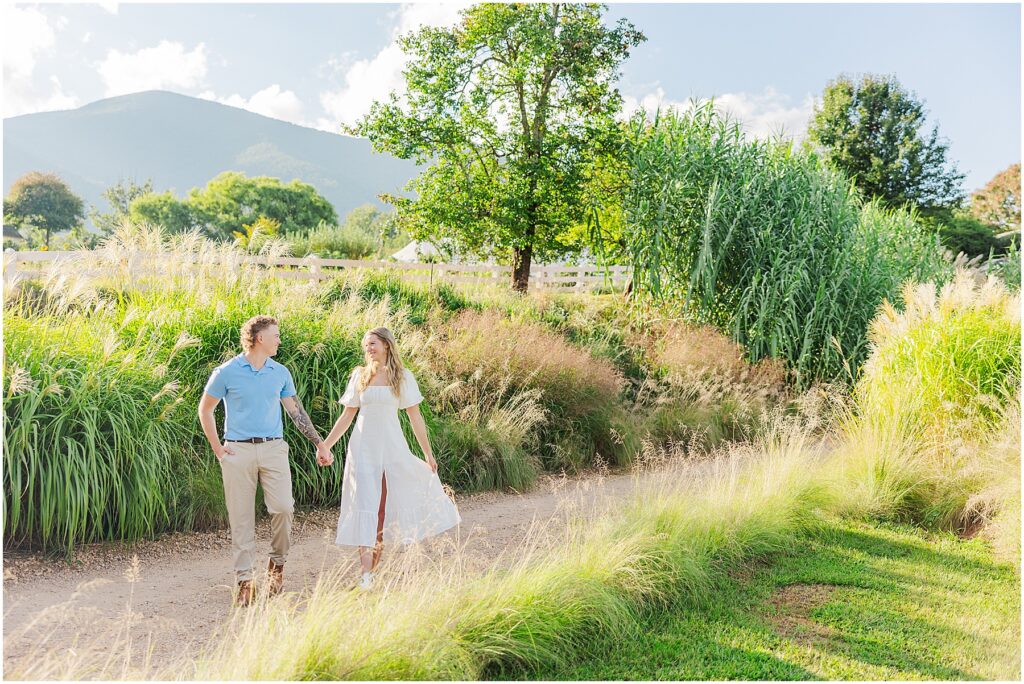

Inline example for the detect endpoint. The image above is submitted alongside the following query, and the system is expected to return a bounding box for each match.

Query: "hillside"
[2,90,419,221]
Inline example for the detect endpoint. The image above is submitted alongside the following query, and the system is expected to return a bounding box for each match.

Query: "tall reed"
[615,102,952,387]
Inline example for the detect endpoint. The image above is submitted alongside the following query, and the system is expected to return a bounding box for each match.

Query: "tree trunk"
[511,244,533,293]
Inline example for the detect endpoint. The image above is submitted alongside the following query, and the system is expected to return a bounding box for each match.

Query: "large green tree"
[126,172,338,239]
[186,172,338,239]
[90,177,154,234]
[3,172,85,248]
[807,74,965,217]
[129,191,196,234]
[353,3,644,292]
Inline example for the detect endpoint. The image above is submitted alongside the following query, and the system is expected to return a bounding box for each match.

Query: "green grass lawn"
[511,519,1020,681]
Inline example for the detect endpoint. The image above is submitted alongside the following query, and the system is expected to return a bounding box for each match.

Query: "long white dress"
[334,366,461,547]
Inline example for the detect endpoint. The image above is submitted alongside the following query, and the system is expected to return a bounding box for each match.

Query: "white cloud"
[4,6,57,80]
[82,31,92,44]
[97,2,119,15]
[97,40,207,97]
[622,86,815,142]
[318,2,472,130]
[5,76,79,118]
[2,6,79,116]
[319,42,408,129]
[198,84,306,125]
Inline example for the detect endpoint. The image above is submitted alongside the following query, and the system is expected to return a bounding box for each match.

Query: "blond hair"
[240,315,278,352]
[358,327,405,397]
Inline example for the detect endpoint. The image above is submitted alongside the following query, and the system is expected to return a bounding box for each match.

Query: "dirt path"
[2,463,687,675]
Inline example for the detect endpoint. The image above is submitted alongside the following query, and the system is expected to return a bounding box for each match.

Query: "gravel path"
[3,463,685,676]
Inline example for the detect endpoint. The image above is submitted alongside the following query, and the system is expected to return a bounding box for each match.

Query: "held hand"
[316,442,334,467]
[426,453,438,474]
[216,443,235,461]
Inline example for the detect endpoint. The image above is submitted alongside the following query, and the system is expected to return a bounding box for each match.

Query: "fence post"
[574,264,586,292]
[3,249,18,286]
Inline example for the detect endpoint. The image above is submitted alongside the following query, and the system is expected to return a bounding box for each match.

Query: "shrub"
[428,309,628,471]
[834,271,1021,530]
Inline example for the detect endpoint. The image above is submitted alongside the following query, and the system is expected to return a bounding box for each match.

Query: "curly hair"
[240,315,278,352]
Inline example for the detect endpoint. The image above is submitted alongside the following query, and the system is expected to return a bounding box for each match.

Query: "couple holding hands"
[198,316,460,605]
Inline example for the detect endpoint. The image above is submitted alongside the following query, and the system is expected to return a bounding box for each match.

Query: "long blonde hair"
[358,327,405,397]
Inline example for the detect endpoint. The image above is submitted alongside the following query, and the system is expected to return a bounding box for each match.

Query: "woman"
[323,327,460,590]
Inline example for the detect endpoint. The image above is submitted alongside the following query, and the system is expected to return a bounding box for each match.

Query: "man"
[198,315,334,606]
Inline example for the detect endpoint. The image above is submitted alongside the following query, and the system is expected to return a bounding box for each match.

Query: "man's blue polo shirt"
[204,354,297,440]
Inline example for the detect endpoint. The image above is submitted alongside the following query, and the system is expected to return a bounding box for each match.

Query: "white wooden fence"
[2,249,631,293]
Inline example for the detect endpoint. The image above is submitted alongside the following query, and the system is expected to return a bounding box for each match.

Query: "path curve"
[3,462,690,674]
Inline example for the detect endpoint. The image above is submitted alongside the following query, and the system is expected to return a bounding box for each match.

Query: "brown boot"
[267,559,284,596]
[235,579,256,607]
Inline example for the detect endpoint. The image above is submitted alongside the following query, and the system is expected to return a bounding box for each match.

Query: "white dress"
[334,366,461,547]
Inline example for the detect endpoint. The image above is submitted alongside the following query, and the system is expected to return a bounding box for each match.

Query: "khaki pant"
[219,440,293,582]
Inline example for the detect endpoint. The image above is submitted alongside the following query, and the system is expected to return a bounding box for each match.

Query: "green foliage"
[857,272,1020,444]
[989,241,1021,291]
[90,177,154,234]
[836,272,1020,531]
[969,163,1021,234]
[807,73,965,216]
[187,171,338,238]
[920,209,1012,258]
[233,215,282,252]
[288,206,408,260]
[3,171,85,247]
[192,440,831,680]
[288,221,376,260]
[129,190,196,234]
[612,103,951,387]
[533,520,1021,681]
[354,3,645,291]
[128,172,337,239]
[2,315,191,552]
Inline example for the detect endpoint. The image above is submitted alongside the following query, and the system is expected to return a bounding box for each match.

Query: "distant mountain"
[3,91,420,226]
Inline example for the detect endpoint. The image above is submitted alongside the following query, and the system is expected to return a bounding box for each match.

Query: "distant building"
[3,224,25,246]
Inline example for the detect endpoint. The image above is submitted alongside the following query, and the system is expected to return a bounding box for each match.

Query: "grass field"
[521,518,1020,681]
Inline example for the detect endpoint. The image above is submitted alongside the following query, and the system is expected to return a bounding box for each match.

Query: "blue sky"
[4,2,1020,191]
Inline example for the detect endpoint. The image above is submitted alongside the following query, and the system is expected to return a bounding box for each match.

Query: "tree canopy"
[807,74,965,217]
[127,172,337,239]
[3,171,85,248]
[90,177,154,235]
[354,2,644,291]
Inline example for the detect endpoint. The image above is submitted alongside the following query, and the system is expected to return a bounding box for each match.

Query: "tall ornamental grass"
[189,429,831,680]
[831,271,1021,532]
[427,309,636,471]
[10,225,768,551]
[615,102,952,387]
[2,314,190,551]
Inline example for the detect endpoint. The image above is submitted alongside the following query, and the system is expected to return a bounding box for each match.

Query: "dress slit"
[376,472,388,545]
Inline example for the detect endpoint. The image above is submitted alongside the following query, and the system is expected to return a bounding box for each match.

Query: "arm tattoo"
[286,397,324,445]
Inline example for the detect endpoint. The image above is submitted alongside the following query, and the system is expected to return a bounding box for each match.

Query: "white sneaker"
[358,572,374,590]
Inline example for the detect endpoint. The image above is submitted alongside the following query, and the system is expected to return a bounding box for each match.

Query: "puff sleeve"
[339,368,361,408]
[398,368,424,409]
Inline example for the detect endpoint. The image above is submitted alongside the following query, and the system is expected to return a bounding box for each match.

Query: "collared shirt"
[203,353,297,440]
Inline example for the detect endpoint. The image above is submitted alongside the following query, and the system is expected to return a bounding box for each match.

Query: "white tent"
[390,240,447,263]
